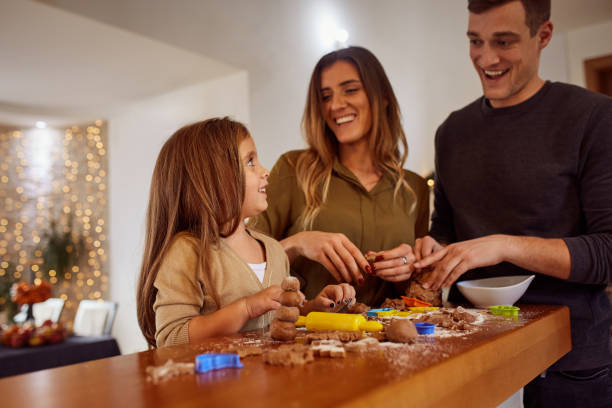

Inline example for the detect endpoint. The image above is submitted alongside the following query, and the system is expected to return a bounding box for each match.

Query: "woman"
[250,46,429,306]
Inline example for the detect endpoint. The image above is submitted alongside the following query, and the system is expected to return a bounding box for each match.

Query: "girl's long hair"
[297,46,412,229]
[137,118,249,348]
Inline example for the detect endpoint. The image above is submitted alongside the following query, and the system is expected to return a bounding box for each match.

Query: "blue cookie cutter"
[367,308,394,317]
[414,322,436,335]
[195,353,244,373]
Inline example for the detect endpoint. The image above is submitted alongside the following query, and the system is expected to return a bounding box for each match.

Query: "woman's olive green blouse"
[249,150,429,307]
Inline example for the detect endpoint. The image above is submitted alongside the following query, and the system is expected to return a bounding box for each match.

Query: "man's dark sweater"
[431,81,612,371]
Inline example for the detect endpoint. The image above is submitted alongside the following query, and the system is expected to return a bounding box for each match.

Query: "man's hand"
[413,235,510,290]
[413,235,445,262]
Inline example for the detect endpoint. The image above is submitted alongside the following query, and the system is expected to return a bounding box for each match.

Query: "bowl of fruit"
[1,319,67,348]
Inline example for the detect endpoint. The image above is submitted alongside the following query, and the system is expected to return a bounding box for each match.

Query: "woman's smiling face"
[320,60,373,146]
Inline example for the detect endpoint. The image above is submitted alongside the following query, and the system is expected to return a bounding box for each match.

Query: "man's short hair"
[468,0,551,36]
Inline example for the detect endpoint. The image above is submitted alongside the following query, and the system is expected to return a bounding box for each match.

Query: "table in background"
[0,305,570,408]
[0,335,120,378]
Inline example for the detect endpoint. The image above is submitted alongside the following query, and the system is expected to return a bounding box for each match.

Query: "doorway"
[584,54,612,97]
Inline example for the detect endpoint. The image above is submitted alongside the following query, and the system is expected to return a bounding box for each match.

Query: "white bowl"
[456,275,535,308]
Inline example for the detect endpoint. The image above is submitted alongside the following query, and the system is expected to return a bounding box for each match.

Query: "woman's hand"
[282,231,368,284]
[244,285,288,319]
[367,243,417,282]
[302,283,356,314]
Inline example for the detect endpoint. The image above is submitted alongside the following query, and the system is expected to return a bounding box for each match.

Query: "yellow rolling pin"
[295,312,383,332]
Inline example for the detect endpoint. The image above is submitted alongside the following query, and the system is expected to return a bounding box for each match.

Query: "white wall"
[36,0,587,176]
[252,1,571,176]
[251,0,482,176]
[566,19,612,87]
[540,31,569,84]
[107,71,249,353]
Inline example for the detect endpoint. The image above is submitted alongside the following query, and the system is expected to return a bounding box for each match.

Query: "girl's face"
[320,60,373,146]
[238,136,269,219]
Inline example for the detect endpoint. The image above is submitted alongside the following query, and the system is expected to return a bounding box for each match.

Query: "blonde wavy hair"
[137,118,249,348]
[297,46,412,229]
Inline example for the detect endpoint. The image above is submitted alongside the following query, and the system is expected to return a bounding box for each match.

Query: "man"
[413,0,612,406]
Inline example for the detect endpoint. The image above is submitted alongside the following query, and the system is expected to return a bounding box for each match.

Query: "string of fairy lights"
[0,121,108,326]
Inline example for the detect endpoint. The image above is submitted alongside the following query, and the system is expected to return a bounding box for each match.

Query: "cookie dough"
[365,253,377,263]
[344,337,380,352]
[280,276,300,292]
[380,298,406,310]
[280,291,303,307]
[263,344,314,366]
[385,319,418,343]
[270,319,297,341]
[226,345,263,358]
[304,330,362,343]
[146,360,195,384]
[405,268,442,306]
[345,302,369,314]
[274,306,300,323]
[414,307,475,330]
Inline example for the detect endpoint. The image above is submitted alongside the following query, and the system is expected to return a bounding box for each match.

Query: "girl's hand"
[366,243,416,282]
[244,285,288,319]
[283,231,368,285]
[302,283,356,313]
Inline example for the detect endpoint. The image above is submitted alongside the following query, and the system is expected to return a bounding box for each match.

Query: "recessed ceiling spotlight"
[320,18,349,50]
[335,28,349,44]
[35,121,47,129]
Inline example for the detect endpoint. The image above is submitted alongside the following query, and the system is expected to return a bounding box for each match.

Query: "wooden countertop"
[0,305,571,408]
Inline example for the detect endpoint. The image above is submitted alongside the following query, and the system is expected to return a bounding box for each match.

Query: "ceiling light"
[35,121,47,129]
[335,28,349,44]
[320,18,349,50]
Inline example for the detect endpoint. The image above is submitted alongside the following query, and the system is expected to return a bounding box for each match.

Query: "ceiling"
[551,0,612,32]
[36,0,612,71]
[0,0,239,127]
[2,0,612,128]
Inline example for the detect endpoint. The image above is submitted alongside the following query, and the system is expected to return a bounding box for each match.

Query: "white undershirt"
[248,262,266,283]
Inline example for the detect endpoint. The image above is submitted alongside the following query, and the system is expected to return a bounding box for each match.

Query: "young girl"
[137,118,356,348]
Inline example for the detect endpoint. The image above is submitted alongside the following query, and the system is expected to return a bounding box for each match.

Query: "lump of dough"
[270,318,297,341]
[281,276,300,291]
[280,291,303,307]
[274,306,300,323]
[386,319,418,343]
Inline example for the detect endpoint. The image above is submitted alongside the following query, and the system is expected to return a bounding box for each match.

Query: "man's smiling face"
[468,1,551,108]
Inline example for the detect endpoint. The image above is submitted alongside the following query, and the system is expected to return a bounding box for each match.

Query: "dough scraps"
[146,359,194,384]
[405,269,442,306]
[304,330,363,343]
[263,344,314,366]
[345,302,369,314]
